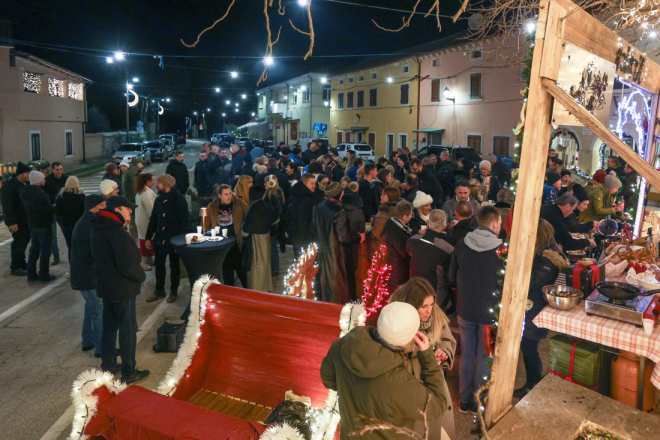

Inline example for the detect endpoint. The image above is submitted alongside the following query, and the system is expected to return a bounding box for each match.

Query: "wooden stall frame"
[485,0,660,428]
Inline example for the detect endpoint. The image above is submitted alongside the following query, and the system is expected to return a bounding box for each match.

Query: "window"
[30,131,42,161]
[370,70,378,80]
[347,91,354,109]
[432,58,441,67]
[431,79,441,103]
[337,132,343,144]
[348,76,354,84]
[23,72,41,93]
[322,87,331,101]
[401,64,410,74]
[368,132,376,149]
[493,136,510,156]
[290,122,298,141]
[399,133,408,149]
[471,49,483,60]
[303,87,310,102]
[68,82,83,101]
[48,78,65,97]
[65,130,74,157]
[292,91,298,104]
[358,74,365,82]
[467,135,482,155]
[369,89,378,107]
[470,73,482,99]
[345,132,352,143]
[400,83,410,105]
[337,144,346,152]
[386,133,395,156]
[356,132,363,142]
[337,93,344,109]
[338,77,344,85]
[357,90,364,108]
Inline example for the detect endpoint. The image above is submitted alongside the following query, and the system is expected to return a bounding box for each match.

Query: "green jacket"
[578,184,621,223]
[320,326,448,440]
[121,158,143,203]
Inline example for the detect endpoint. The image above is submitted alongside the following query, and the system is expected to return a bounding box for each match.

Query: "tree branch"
[181,0,237,48]
[372,0,423,32]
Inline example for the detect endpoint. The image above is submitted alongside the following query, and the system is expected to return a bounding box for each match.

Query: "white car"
[237,137,250,147]
[335,143,375,162]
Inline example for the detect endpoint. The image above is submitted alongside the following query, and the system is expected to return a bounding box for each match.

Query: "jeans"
[61,223,75,263]
[458,316,491,405]
[154,250,180,292]
[222,243,248,287]
[51,214,61,260]
[27,227,52,279]
[520,337,544,387]
[80,290,103,354]
[101,297,137,377]
[270,235,280,274]
[10,226,30,270]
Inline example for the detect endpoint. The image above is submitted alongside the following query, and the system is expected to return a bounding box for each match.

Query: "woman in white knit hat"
[476,160,501,202]
[410,191,433,235]
[100,179,119,198]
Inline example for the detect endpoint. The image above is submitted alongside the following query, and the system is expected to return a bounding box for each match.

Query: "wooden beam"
[542,77,660,190]
[484,0,565,428]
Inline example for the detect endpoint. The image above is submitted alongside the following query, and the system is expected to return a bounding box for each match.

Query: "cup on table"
[222,229,228,238]
[210,229,216,237]
[215,226,220,235]
[196,226,202,234]
[643,318,655,336]
[185,234,193,245]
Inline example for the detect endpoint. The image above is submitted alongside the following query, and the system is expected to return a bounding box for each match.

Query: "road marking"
[0,278,67,327]
[39,297,173,440]
[0,238,12,247]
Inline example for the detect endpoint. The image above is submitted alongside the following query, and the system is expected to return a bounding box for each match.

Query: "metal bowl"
[542,285,584,311]
[635,273,660,297]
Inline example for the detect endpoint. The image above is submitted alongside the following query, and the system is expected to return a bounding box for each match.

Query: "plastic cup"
[222,229,228,238]
[185,234,192,245]
[215,226,220,235]
[196,226,202,234]
[210,229,216,237]
[643,319,654,336]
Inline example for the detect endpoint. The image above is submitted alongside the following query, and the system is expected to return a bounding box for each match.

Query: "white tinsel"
[260,422,305,440]
[156,274,218,396]
[339,302,366,337]
[67,368,127,440]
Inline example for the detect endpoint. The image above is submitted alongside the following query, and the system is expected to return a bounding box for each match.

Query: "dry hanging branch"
[372,0,425,33]
[278,0,285,15]
[452,0,470,22]
[289,0,315,59]
[181,0,237,48]
[257,0,282,86]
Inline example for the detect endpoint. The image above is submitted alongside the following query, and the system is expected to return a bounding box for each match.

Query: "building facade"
[256,72,331,145]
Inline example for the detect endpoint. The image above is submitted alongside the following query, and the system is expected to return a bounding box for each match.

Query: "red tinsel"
[361,244,392,326]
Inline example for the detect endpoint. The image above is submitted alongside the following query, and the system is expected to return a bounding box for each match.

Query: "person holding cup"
[409,191,433,235]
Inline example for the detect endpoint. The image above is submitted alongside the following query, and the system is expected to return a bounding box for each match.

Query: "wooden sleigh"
[67,276,366,440]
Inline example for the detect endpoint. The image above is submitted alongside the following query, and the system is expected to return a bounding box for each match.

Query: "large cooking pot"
[595,281,660,301]
[597,219,619,236]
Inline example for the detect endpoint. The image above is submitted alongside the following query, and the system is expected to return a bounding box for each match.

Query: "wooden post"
[484,0,565,427]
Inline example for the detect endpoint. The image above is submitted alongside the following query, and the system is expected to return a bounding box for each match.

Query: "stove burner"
[594,294,640,310]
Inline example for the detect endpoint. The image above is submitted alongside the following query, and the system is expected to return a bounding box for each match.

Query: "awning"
[341,126,370,132]
[413,128,445,133]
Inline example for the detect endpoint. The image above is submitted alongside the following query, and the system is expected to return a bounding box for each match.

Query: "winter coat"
[566,210,594,234]
[135,187,156,240]
[542,184,558,205]
[242,200,278,292]
[325,160,344,182]
[446,216,478,246]
[286,181,324,246]
[403,186,419,204]
[210,166,234,188]
[441,197,482,223]
[620,170,638,211]
[250,147,264,162]
[121,159,142,203]
[320,326,449,440]
[367,201,397,254]
[264,189,286,250]
[540,204,590,252]
[145,187,189,254]
[20,185,54,229]
[91,210,146,302]
[408,208,428,235]
[255,168,292,199]
[194,159,216,197]
[417,166,443,204]
[312,199,360,303]
[44,173,68,205]
[383,218,412,292]
[346,165,359,182]
[407,230,454,306]
[1,176,28,227]
[491,161,511,187]
[370,178,384,211]
[102,173,123,195]
[341,193,365,235]
[241,164,256,178]
[204,196,249,249]
[578,184,623,223]
[448,227,503,325]
[437,160,456,196]
[358,178,378,221]
[165,159,190,194]
[302,148,321,165]
[70,211,96,291]
[230,151,245,176]
[55,191,86,228]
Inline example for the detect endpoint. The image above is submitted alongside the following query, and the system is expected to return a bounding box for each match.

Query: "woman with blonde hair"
[263,174,286,275]
[366,186,401,254]
[55,176,86,261]
[468,178,481,202]
[390,277,456,439]
[234,175,253,205]
[134,173,156,270]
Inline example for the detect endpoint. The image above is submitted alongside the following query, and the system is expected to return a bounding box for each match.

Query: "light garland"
[48,77,65,97]
[283,243,319,299]
[68,82,83,101]
[360,244,392,321]
[23,72,41,93]
[127,90,139,108]
[614,88,650,157]
[67,369,127,440]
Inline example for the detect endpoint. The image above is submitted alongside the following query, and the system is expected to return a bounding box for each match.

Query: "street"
[0,140,203,440]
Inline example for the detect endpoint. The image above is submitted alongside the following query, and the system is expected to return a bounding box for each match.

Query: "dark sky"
[2,0,467,133]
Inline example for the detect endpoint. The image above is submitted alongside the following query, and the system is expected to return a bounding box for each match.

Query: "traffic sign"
[313,123,328,132]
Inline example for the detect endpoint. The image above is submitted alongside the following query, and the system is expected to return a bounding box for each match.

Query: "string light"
[215,87,221,92]
[360,245,392,321]
[23,72,41,93]
[48,78,65,97]
[68,82,83,101]
[113,51,125,61]
[283,243,319,298]
[264,56,274,66]
[127,90,139,107]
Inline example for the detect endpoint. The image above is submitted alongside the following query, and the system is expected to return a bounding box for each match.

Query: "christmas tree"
[360,244,392,327]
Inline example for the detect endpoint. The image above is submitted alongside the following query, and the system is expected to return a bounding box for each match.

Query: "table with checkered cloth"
[533,305,660,389]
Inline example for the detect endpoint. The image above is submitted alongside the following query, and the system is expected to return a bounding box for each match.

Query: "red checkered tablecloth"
[533,306,660,388]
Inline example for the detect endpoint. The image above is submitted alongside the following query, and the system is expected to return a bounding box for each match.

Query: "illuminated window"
[23,72,41,93]
[68,83,83,101]
[48,78,65,97]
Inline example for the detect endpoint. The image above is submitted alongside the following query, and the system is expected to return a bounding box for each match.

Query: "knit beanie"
[15,162,32,176]
[119,158,131,168]
[560,169,572,178]
[479,160,491,172]
[29,170,45,185]
[324,181,342,199]
[377,302,420,348]
[100,179,118,196]
[157,174,176,189]
[604,172,622,190]
[592,169,607,184]
[545,171,561,186]
[412,191,433,208]
[84,194,106,210]
[572,184,589,203]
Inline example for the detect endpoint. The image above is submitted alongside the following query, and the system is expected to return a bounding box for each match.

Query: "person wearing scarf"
[476,160,500,202]
[383,200,415,292]
[410,191,433,235]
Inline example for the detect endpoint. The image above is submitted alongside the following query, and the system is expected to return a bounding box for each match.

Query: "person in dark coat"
[54,176,86,262]
[242,185,278,292]
[490,156,511,187]
[312,182,362,304]
[230,144,245,178]
[193,151,215,197]
[394,155,409,183]
[371,168,391,211]
[620,163,638,211]
[410,159,443,207]
[286,175,324,258]
[240,155,256,178]
[341,184,365,300]
[302,141,321,165]
[567,184,599,233]
[255,158,292,199]
[453,158,473,182]
[383,200,414,292]
[605,156,625,179]
[448,206,503,412]
[144,175,189,303]
[70,194,106,357]
[284,161,301,183]
[1,162,31,275]
[446,200,477,246]
[102,162,123,196]
[165,151,190,194]
[402,173,420,204]
[540,193,596,252]
[437,152,456,204]
[44,162,68,265]
[322,154,344,182]
[21,171,55,282]
[358,163,379,221]
[91,196,149,384]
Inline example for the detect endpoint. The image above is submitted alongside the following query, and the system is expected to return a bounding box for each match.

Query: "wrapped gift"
[562,262,605,296]
[548,334,601,390]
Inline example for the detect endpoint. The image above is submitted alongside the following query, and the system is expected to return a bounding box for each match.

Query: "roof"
[11,50,92,83]
[257,72,327,93]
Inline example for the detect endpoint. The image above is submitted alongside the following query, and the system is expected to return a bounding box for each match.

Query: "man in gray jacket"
[442,180,481,224]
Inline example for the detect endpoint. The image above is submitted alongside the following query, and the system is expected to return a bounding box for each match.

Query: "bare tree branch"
[278,0,285,15]
[257,0,282,86]
[181,0,237,48]
[452,0,470,23]
[372,0,424,32]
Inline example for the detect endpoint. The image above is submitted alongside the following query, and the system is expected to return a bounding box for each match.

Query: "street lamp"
[207,108,211,112]
[235,108,239,112]
[166,98,170,102]
[251,112,255,116]
[230,71,238,78]
[132,77,139,83]
[226,100,231,105]
[264,56,273,66]
[215,87,221,92]
[241,94,247,99]
[222,113,226,117]
[113,52,125,61]
[193,111,197,115]
[386,77,393,83]
[443,87,455,103]
[320,77,327,84]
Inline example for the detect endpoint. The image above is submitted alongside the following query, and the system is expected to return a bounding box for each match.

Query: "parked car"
[216,134,235,148]
[237,137,250,147]
[113,143,152,165]
[336,143,375,162]
[159,134,175,146]
[144,140,169,162]
[160,138,174,155]
[417,145,483,163]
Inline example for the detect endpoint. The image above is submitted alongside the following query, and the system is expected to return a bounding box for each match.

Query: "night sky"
[2,0,467,134]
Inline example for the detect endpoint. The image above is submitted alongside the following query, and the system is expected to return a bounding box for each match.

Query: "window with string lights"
[48,78,65,97]
[23,72,41,93]
[68,82,83,101]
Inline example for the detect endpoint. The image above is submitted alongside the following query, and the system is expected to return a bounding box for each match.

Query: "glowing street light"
[226,100,231,105]
[320,77,327,84]
[207,108,211,112]
[215,87,221,92]
[235,108,239,112]
[222,113,226,117]
[241,94,247,99]
[106,57,114,64]
[323,101,329,107]
[251,112,256,116]
[443,87,455,102]
[264,56,274,66]
[193,111,197,115]
[113,52,125,61]
[230,71,238,78]
[386,77,393,83]
[132,77,139,83]
[166,98,170,102]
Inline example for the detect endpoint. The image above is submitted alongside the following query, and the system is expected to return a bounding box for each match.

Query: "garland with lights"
[68,83,84,101]
[360,245,392,326]
[548,129,580,152]
[23,72,41,93]
[48,77,65,97]
[283,243,319,299]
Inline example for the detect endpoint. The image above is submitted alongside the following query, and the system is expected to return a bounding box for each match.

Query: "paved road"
[0,140,203,440]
